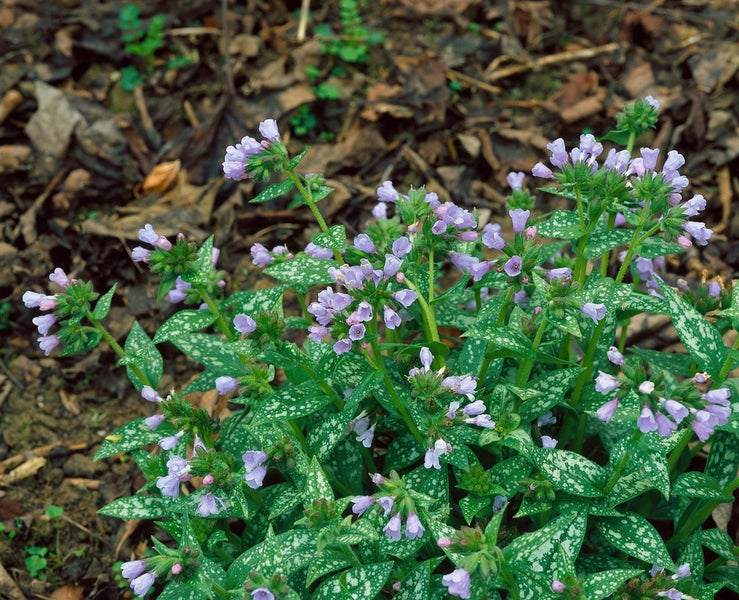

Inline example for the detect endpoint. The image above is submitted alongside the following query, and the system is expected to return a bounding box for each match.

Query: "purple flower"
[691,410,716,442]
[441,375,477,396]
[351,495,374,515]
[383,254,402,278]
[333,338,352,354]
[405,513,424,539]
[48,267,70,288]
[682,194,706,217]
[348,323,366,341]
[482,223,505,250]
[640,147,660,172]
[596,399,619,423]
[392,236,412,258]
[243,450,267,471]
[537,411,557,426]
[595,371,620,393]
[304,242,333,259]
[377,181,398,202]
[393,289,417,308]
[244,465,267,489]
[503,255,522,277]
[167,276,191,303]
[603,148,632,173]
[466,414,495,428]
[547,138,568,169]
[372,202,387,220]
[606,346,625,366]
[383,513,402,541]
[645,95,660,110]
[141,386,161,403]
[234,314,257,334]
[197,492,225,517]
[673,563,691,580]
[22,291,57,311]
[354,233,376,253]
[661,399,688,423]
[552,580,566,593]
[130,571,156,596]
[132,246,151,262]
[707,281,721,297]
[509,208,530,234]
[383,306,401,329]
[442,568,471,599]
[138,224,172,250]
[308,324,330,342]
[506,171,525,190]
[462,400,486,416]
[704,403,731,425]
[38,334,60,356]
[683,221,712,246]
[251,587,275,600]
[541,435,558,449]
[158,431,185,451]
[121,560,148,581]
[216,376,238,395]
[658,589,682,600]
[156,455,190,497]
[655,412,677,436]
[446,400,460,419]
[223,136,262,180]
[531,161,553,179]
[259,118,280,141]
[702,388,731,406]
[32,314,55,336]
[546,267,572,281]
[582,302,606,323]
[376,495,394,516]
[637,406,658,433]
[145,414,164,429]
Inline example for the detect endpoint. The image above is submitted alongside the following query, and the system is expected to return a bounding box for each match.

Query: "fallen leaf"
[142,159,181,194]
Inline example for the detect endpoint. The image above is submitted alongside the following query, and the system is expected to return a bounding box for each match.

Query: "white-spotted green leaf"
[672,471,734,502]
[605,470,657,507]
[264,255,337,293]
[583,229,633,259]
[630,348,693,377]
[94,417,165,460]
[620,438,670,500]
[513,495,552,518]
[267,483,302,520]
[623,290,664,313]
[460,494,492,525]
[515,570,560,600]
[98,495,177,519]
[252,382,331,423]
[406,462,449,505]
[187,235,215,285]
[394,561,431,600]
[120,320,162,389]
[250,179,295,203]
[171,333,244,373]
[536,209,582,239]
[302,456,334,502]
[324,438,364,494]
[464,324,534,358]
[313,224,346,251]
[658,280,727,379]
[520,367,582,421]
[532,448,605,497]
[638,237,683,258]
[384,432,424,471]
[226,529,319,587]
[489,455,532,497]
[318,351,372,387]
[595,512,675,568]
[312,561,393,600]
[157,581,201,600]
[306,555,352,587]
[228,284,288,315]
[153,309,217,344]
[699,529,736,561]
[504,509,587,574]
[92,283,116,320]
[705,430,739,488]
[583,569,643,599]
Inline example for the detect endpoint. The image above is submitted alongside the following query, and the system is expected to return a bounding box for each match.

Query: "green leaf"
[171,333,244,374]
[302,456,334,502]
[583,569,643,600]
[672,471,734,501]
[536,210,582,239]
[459,494,491,525]
[153,310,217,344]
[384,432,424,471]
[288,148,310,170]
[548,308,582,337]
[98,495,177,519]
[705,430,739,488]
[306,555,352,587]
[583,229,632,259]
[465,324,534,358]
[519,367,582,421]
[595,512,675,568]
[313,224,347,251]
[699,529,736,561]
[228,284,288,315]
[658,281,727,379]
[638,237,684,258]
[157,581,202,600]
[94,417,165,460]
[264,255,337,294]
[188,235,215,286]
[600,128,631,145]
[121,321,162,389]
[252,382,332,423]
[92,284,116,320]
[394,561,431,600]
[532,448,604,497]
[250,179,296,203]
[312,562,393,600]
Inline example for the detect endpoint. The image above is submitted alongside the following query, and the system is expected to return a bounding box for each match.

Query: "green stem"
[599,212,617,277]
[477,287,515,382]
[286,170,344,264]
[514,314,548,389]
[717,335,739,381]
[667,428,692,476]
[85,310,152,388]
[194,284,234,340]
[602,430,642,495]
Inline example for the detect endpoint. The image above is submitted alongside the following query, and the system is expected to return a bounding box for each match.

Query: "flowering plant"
[24,104,738,600]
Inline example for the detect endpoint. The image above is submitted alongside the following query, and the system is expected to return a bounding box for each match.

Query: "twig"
[132,85,161,150]
[13,168,68,245]
[0,561,27,600]
[297,0,310,42]
[446,69,502,95]
[485,42,623,81]
[0,359,23,390]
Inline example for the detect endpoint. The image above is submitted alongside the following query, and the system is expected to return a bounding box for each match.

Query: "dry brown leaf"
[49,585,84,600]
[142,160,181,194]
[0,456,46,487]
[59,389,81,416]
[387,0,478,17]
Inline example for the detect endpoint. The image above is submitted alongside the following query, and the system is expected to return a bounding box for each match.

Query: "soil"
[1,0,737,598]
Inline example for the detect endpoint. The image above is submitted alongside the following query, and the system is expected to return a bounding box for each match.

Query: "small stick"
[221,0,236,96]
[0,89,23,125]
[485,42,623,81]
[297,0,310,42]
[447,69,502,95]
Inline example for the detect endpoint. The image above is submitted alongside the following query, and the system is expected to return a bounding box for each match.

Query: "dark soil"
[1,0,737,598]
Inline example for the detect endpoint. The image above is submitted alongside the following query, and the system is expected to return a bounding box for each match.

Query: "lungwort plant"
[24,99,738,599]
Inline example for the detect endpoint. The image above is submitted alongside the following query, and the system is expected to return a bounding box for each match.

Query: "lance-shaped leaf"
[595,511,675,569]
